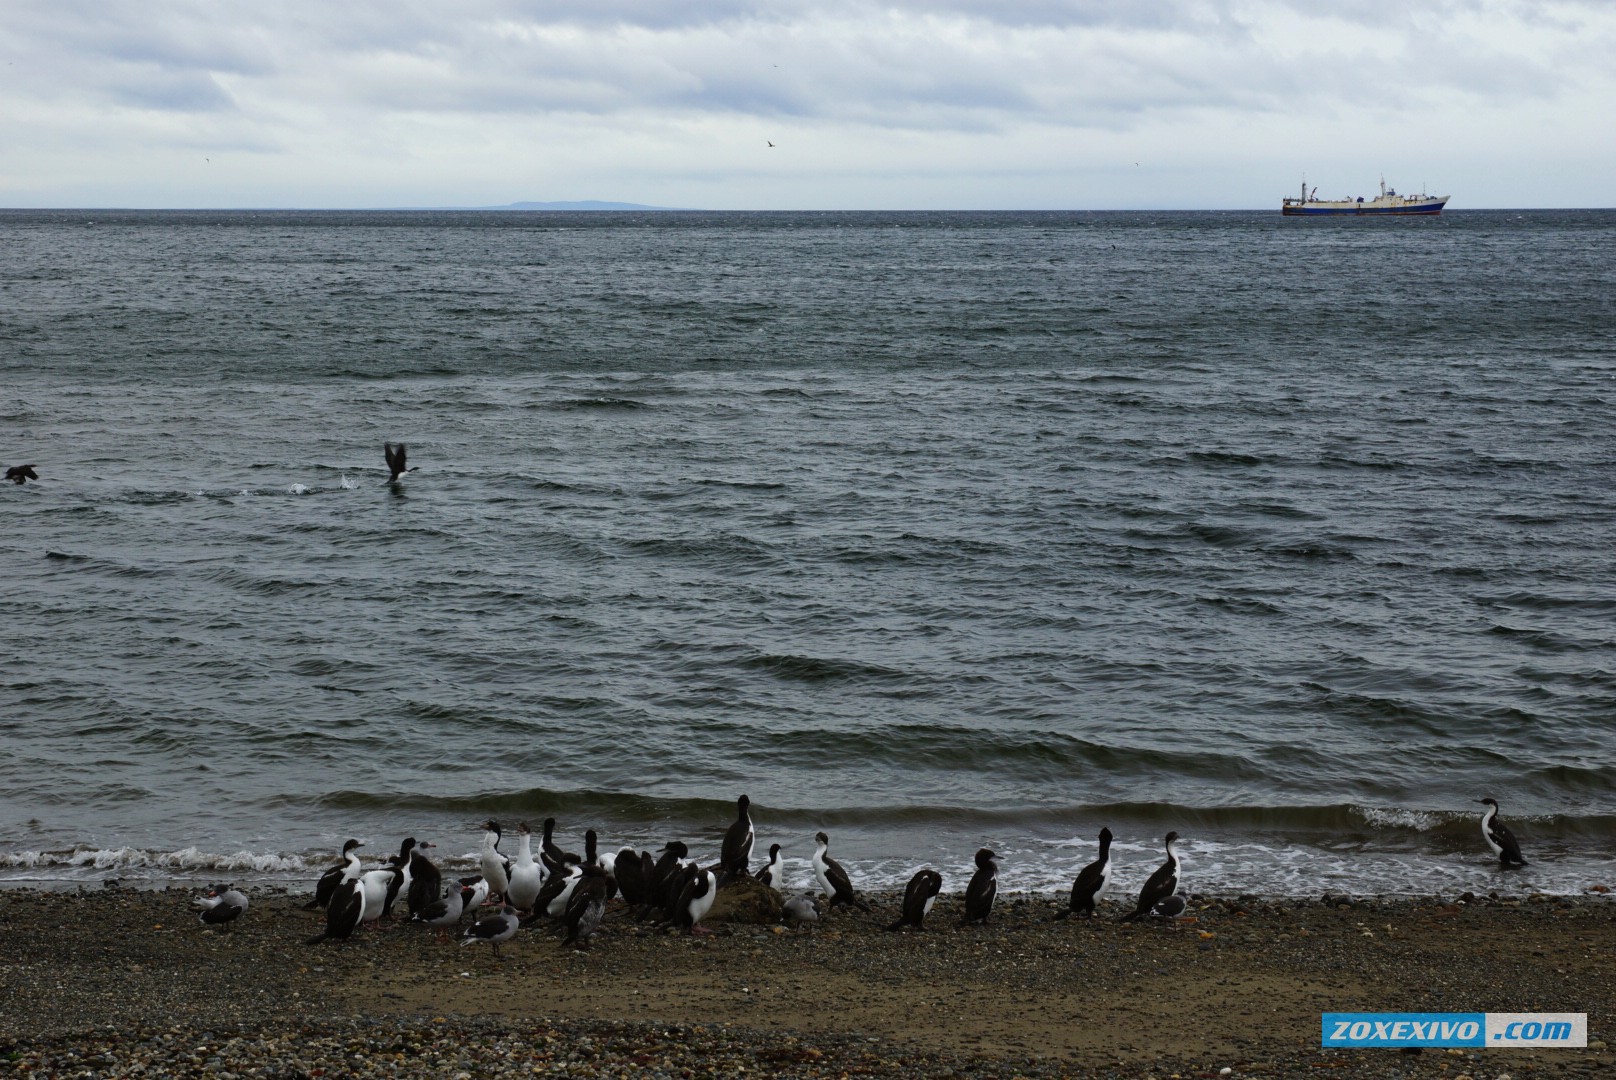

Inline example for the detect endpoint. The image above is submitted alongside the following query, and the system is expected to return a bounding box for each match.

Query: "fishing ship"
[1282,178,1449,216]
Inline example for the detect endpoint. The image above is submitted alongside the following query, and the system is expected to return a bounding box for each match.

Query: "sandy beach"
[1,883,1611,1078]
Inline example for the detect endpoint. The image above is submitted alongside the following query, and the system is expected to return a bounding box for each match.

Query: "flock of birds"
[193,795,1532,958]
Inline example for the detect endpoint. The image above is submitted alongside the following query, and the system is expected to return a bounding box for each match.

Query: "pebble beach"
[2,884,1611,1078]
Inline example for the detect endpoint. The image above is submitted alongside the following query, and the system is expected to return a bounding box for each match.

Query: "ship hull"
[1282,196,1449,217]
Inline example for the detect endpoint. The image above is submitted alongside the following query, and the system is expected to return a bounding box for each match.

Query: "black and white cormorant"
[754,843,784,891]
[305,839,363,910]
[384,442,417,483]
[1121,831,1181,922]
[960,848,999,926]
[720,793,755,883]
[886,868,942,931]
[1055,827,1113,920]
[810,831,870,913]
[1477,797,1528,867]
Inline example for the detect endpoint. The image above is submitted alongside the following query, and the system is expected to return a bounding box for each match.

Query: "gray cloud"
[0,0,1610,207]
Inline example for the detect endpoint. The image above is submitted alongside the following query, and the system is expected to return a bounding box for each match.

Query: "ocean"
[2,208,1613,899]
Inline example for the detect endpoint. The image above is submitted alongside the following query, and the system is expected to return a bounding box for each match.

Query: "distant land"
[468,200,688,211]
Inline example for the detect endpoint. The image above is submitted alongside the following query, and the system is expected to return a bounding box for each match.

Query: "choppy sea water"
[2,208,1613,899]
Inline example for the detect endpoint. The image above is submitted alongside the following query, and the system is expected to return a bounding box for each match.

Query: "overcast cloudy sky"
[2,1,1611,209]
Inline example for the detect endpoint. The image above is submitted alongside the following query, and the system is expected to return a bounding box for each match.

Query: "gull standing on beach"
[462,905,519,959]
[195,884,248,929]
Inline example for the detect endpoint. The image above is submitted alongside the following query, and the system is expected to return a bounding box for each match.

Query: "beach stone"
[706,877,783,924]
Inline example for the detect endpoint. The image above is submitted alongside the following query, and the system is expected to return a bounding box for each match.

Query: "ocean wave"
[0,846,308,874]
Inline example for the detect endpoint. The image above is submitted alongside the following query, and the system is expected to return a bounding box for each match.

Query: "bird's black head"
[1164,831,1180,845]
[737,794,750,810]
[1098,827,1113,843]
[342,838,362,853]
[815,831,829,846]
[1476,798,1499,807]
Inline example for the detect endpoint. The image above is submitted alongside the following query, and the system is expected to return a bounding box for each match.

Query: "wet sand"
[1,884,1611,1077]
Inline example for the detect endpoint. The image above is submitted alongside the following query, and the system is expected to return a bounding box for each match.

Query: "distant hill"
[485,200,688,211]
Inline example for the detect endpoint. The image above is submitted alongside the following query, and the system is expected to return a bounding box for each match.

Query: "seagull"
[783,892,819,928]
[1477,798,1528,867]
[384,442,418,483]
[461,904,519,959]
[5,465,39,485]
[412,882,468,942]
[195,884,249,929]
[767,141,775,147]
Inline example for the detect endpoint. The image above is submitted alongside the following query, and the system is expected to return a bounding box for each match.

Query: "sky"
[2,1,1612,210]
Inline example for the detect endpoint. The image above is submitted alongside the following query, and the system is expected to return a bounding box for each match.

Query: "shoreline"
[3,885,1612,1077]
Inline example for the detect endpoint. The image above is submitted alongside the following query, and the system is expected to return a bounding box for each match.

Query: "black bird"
[675,866,718,935]
[378,836,416,918]
[306,865,367,944]
[754,843,784,891]
[886,868,942,931]
[960,848,999,926]
[562,864,611,949]
[1055,827,1113,920]
[1477,798,1528,867]
[613,847,654,907]
[384,442,417,483]
[539,817,575,878]
[720,793,754,883]
[810,831,870,913]
[1121,831,1181,922]
[305,839,363,910]
[639,841,689,920]
[6,464,38,485]
[405,840,443,919]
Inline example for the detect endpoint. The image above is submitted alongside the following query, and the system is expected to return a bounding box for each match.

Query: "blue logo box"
[1323,1013,1484,1048]
[1323,1013,1587,1048]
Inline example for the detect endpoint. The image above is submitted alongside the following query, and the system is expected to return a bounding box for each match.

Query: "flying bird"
[384,442,418,483]
[6,465,39,485]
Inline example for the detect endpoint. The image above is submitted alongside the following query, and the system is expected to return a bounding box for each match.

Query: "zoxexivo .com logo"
[1323,1013,1587,1048]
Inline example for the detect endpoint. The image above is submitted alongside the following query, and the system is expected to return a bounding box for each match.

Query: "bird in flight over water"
[384,443,418,483]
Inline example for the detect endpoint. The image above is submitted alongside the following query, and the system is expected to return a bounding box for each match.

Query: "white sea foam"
[1354,807,1446,832]
[288,483,310,495]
